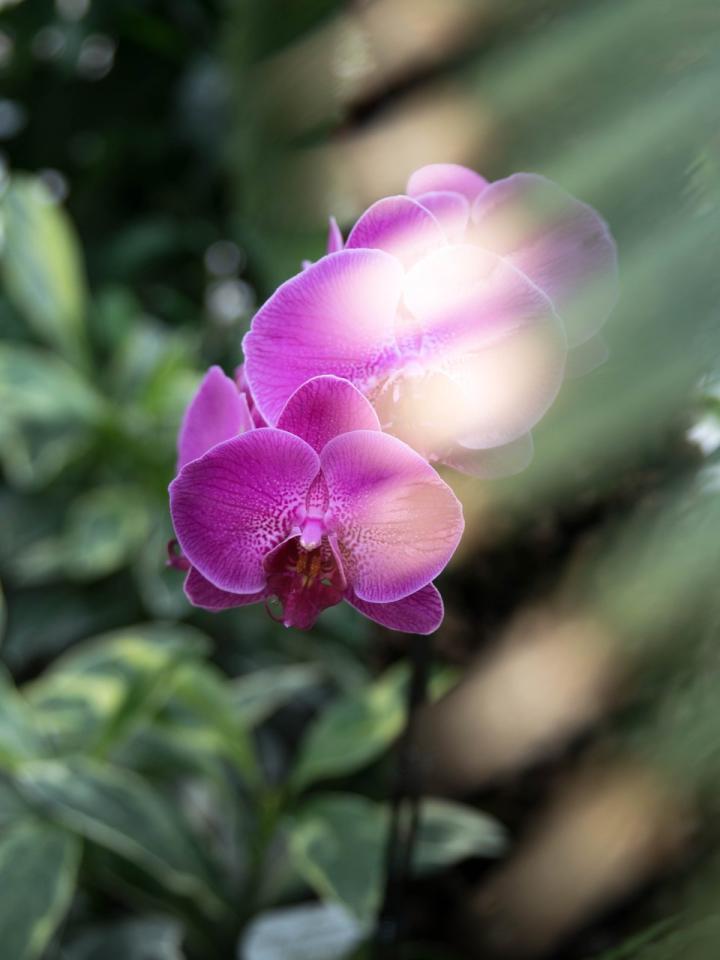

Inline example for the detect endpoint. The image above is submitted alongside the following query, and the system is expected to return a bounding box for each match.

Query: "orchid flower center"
[264,535,345,630]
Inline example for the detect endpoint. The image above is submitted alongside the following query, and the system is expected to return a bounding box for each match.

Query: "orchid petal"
[406,163,488,203]
[277,376,380,453]
[243,249,404,424]
[177,366,253,471]
[321,430,463,603]
[327,215,343,253]
[403,245,566,447]
[347,583,443,634]
[170,429,320,593]
[345,196,446,269]
[185,567,266,611]
[471,173,618,346]
[414,190,469,243]
[441,433,534,478]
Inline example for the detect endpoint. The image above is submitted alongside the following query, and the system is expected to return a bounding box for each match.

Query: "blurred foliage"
[0,0,718,959]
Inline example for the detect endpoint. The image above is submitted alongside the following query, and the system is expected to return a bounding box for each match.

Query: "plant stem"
[374,632,431,958]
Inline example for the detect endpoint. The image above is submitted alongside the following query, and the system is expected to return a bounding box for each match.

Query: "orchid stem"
[374,631,431,957]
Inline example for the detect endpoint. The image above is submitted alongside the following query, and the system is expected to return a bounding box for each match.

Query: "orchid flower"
[169,370,463,633]
[243,163,617,477]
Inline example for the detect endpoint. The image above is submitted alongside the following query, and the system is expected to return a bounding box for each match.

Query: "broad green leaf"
[0,778,29,826]
[0,175,88,363]
[0,342,101,423]
[132,516,190,619]
[168,661,260,782]
[413,799,507,873]
[61,485,153,581]
[0,577,5,645]
[25,623,209,754]
[16,757,224,916]
[241,901,365,960]
[291,665,408,791]
[0,818,80,960]
[288,794,386,923]
[63,916,186,960]
[0,663,43,766]
[0,419,91,492]
[289,794,507,923]
[231,663,325,727]
[0,344,101,489]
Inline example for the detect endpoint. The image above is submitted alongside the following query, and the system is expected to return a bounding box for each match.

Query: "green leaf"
[167,660,260,783]
[63,916,186,960]
[0,818,80,960]
[16,757,224,916]
[413,799,507,873]
[242,901,365,960]
[231,663,325,727]
[0,343,99,423]
[61,485,153,581]
[0,343,101,489]
[0,663,44,766]
[0,175,88,363]
[0,577,5,645]
[291,665,408,791]
[24,623,210,755]
[288,794,507,923]
[288,794,386,924]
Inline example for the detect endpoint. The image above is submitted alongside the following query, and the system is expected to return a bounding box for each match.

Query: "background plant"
[0,1,718,959]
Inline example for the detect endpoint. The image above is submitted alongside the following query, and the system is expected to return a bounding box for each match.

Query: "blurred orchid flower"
[243,163,617,476]
[169,372,462,633]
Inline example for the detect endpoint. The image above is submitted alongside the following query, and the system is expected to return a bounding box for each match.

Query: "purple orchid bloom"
[169,370,463,633]
[243,163,617,477]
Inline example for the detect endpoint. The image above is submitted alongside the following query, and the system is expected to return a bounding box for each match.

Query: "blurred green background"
[0,1,719,958]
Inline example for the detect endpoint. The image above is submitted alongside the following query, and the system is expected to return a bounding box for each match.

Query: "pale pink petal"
[321,430,463,604]
[243,250,404,424]
[446,319,566,448]
[403,245,566,448]
[327,215,343,253]
[177,366,253,471]
[170,429,320,594]
[345,196,446,269]
[372,368,467,462]
[185,567,266,611]
[441,433,534,478]
[277,376,380,453]
[406,163,488,203]
[414,190,469,242]
[347,583,444,634]
[471,173,618,346]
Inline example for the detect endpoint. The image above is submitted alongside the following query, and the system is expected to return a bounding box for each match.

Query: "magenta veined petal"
[177,365,254,471]
[471,173,618,347]
[170,429,320,594]
[414,190,469,243]
[277,376,381,454]
[345,195,446,270]
[185,567,266,611]
[321,430,463,604]
[406,163,488,203]
[327,215,343,253]
[243,249,404,425]
[347,583,444,634]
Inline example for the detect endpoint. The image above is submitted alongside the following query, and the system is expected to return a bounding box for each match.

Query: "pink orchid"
[243,163,617,477]
[169,369,463,633]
